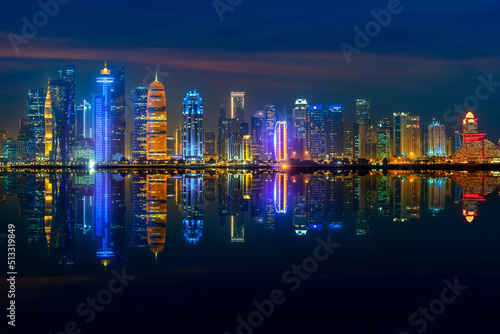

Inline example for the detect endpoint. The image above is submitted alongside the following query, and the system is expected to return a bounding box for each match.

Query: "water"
[2,170,500,333]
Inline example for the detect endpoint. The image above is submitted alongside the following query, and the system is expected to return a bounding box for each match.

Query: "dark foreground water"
[1,169,500,334]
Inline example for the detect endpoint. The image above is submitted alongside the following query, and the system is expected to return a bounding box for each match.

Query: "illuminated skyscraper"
[377,118,391,160]
[264,104,277,161]
[250,110,265,160]
[205,131,216,158]
[147,78,167,160]
[217,106,229,162]
[427,120,446,156]
[274,121,287,161]
[175,123,182,157]
[50,78,73,162]
[393,113,420,159]
[355,99,371,159]
[57,65,76,152]
[44,81,52,159]
[110,66,126,157]
[95,63,114,162]
[325,105,343,159]
[0,130,7,159]
[306,105,325,161]
[27,87,45,160]
[182,90,204,162]
[231,92,245,122]
[343,129,353,159]
[131,87,148,160]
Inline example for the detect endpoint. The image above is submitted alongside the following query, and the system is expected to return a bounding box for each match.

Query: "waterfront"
[1,170,500,333]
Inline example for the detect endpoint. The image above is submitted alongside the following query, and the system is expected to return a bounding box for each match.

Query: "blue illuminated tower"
[95,63,114,163]
[182,90,204,162]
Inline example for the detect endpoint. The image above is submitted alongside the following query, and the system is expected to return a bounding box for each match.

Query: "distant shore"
[2,163,500,172]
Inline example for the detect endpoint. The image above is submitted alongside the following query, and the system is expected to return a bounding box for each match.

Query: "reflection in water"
[2,170,500,270]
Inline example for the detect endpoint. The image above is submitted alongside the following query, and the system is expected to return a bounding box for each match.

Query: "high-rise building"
[27,87,45,160]
[325,105,343,159]
[0,130,7,159]
[175,124,182,157]
[166,136,175,157]
[292,99,308,160]
[146,78,167,160]
[230,92,245,122]
[264,104,277,161]
[205,131,216,158]
[355,99,371,159]
[306,105,326,161]
[4,138,17,160]
[182,90,204,162]
[57,65,76,153]
[217,106,229,162]
[377,118,391,160]
[131,87,148,160]
[95,63,114,163]
[250,110,265,161]
[344,129,353,159]
[407,115,421,159]
[454,130,462,153]
[110,66,126,157]
[426,120,446,157]
[50,78,73,162]
[17,118,31,160]
[274,121,287,161]
[44,84,54,159]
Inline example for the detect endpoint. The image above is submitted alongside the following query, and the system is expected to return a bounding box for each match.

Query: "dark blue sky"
[1,0,500,152]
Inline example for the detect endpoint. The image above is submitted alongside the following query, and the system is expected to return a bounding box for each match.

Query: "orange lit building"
[146,79,167,160]
[44,80,53,158]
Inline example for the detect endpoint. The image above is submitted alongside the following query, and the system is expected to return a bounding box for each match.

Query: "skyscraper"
[57,65,76,152]
[0,130,7,159]
[264,104,277,161]
[231,92,245,122]
[292,99,308,160]
[217,105,229,162]
[27,87,45,160]
[306,105,325,161]
[427,120,446,157]
[325,105,344,159]
[250,110,265,161]
[274,121,287,161]
[355,98,371,159]
[205,131,216,158]
[95,63,114,163]
[393,113,420,159]
[131,87,148,160]
[50,78,73,163]
[182,90,204,162]
[110,66,126,157]
[17,118,30,160]
[146,78,167,160]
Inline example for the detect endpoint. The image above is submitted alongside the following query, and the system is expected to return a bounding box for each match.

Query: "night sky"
[1,0,500,155]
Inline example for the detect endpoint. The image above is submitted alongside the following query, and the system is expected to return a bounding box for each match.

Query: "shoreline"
[1,163,500,171]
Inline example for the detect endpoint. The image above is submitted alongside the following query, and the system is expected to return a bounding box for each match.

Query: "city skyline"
[1,1,500,146]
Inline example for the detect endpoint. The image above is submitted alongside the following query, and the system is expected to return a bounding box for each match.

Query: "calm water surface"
[2,170,500,334]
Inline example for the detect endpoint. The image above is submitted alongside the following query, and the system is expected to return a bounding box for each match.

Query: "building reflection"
[146,174,167,259]
[182,173,204,244]
[15,169,500,268]
[452,171,500,223]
